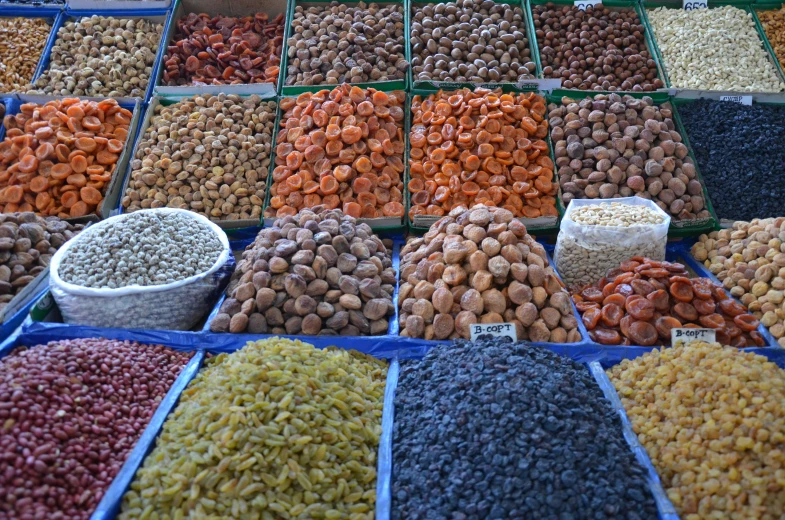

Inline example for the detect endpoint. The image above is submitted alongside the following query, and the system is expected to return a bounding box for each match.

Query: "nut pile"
[608,342,785,519]
[532,3,664,92]
[0,338,192,520]
[0,17,51,93]
[265,86,405,220]
[647,6,785,92]
[121,94,274,222]
[211,208,395,335]
[677,99,785,222]
[58,211,223,289]
[286,2,407,86]
[573,257,766,347]
[409,88,558,220]
[31,16,164,98]
[0,213,82,313]
[410,0,536,83]
[163,13,284,86]
[119,337,386,519]
[549,93,709,221]
[758,6,785,74]
[399,205,581,342]
[692,219,785,348]
[555,201,667,287]
[0,98,132,218]
[393,340,659,519]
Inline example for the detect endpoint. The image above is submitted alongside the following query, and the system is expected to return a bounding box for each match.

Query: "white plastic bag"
[554,197,670,288]
[49,209,234,330]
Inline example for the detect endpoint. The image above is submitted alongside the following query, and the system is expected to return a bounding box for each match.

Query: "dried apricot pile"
[408,88,558,221]
[264,85,406,220]
[0,98,132,218]
[573,257,766,347]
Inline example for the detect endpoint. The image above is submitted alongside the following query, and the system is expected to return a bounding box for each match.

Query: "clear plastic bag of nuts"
[554,197,670,288]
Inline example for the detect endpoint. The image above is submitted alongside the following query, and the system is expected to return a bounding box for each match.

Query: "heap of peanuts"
[264,85,406,220]
[0,99,131,218]
[409,88,558,222]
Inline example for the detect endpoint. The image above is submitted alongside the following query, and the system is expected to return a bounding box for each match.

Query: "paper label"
[514,78,563,92]
[575,0,601,10]
[683,0,708,10]
[719,95,752,106]
[671,328,716,346]
[470,323,517,342]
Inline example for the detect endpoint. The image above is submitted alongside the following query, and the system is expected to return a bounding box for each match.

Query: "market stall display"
[0,17,51,94]
[211,207,396,335]
[118,337,386,519]
[0,338,193,520]
[265,86,406,221]
[286,2,406,87]
[573,256,766,347]
[692,219,785,348]
[757,5,785,73]
[121,93,275,223]
[162,12,284,87]
[647,5,785,92]
[676,99,785,223]
[548,93,710,223]
[0,98,133,218]
[30,15,165,99]
[409,0,536,84]
[50,209,232,330]
[392,340,660,518]
[607,341,785,519]
[399,205,581,342]
[531,3,664,92]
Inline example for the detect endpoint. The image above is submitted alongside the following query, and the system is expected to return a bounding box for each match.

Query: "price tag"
[720,95,752,106]
[470,323,517,342]
[671,328,716,346]
[575,0,601,10]
[683,0,708,10]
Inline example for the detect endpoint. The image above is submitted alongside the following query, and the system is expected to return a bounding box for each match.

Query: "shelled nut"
[122,94,274,222]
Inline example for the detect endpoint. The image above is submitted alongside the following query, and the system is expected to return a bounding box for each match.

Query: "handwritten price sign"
[470,323,517,342]
[671,328,716,346]
[720,95,752,106]
[574,0,601,10]
[683,0,708,10]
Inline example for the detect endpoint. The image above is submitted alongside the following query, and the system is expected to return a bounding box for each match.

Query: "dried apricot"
[627,321,658,346]
[625,298,654,321]
[591,328,621,345]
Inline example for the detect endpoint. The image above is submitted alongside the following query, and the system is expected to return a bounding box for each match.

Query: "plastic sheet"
[49,209,234,330]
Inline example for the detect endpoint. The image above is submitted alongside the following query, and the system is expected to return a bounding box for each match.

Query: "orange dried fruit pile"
[0,98,131,218]
[264,85,406,220]
[408,88,559,221]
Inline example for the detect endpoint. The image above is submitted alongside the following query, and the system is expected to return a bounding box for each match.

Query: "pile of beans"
[121,94,274,222]
[692,219,785,348]
[393,340,659,519]
[163,13,284,86]
[286,2,407,86]
[677,99,785,222]
[608,342,785,519]
[647,6,784,92]
[399,205,581,342]
[0,338,192,520]
[409,88,558,221]
[549,93,709,221]
[758,6,785,73]
[58,211,224,289]
[211,208,395,335]
[0,212,82,313]
[31,16,164,98]
[120,337,386,519]
[410,0,536,83]
[0,98,132,218]
[555,201,667,287]
[265,86,405,220]
[573,257,766,347]
[0,18,51,93]
[532,3,664,92]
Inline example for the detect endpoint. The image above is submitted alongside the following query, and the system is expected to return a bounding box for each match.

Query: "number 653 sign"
[683,0,708,10]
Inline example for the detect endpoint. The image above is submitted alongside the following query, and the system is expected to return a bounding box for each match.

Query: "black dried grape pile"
[678,99,785,222]
[392,339,659,519]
